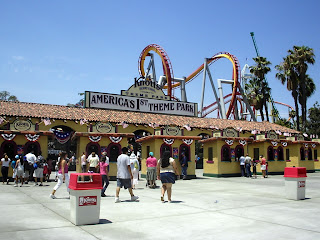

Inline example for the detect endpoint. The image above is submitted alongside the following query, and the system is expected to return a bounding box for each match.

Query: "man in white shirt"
[87,152,99,173]
[239,155,246,177]
[115,147,139,203]
[25,151,37,183]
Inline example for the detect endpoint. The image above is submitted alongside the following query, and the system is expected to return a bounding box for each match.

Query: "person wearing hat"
[146,152,157,188]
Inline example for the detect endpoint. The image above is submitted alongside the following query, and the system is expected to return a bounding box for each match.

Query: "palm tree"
[275,55,300,130]
[289,46,315,131]
[298,74,316,111]
[249,57,272,121]
[245,77,265,120]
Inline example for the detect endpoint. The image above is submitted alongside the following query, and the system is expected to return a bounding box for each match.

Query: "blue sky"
[1,0,319,120]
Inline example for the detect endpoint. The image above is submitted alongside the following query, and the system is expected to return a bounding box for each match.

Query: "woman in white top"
[1,153,11,185]
[129,152,139,189]
[157,151,179,203]
[15,155,24,187]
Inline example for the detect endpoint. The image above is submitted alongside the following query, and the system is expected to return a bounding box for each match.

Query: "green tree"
[275,117,293,129]
[245,77,265,121]
[249,56,272,121]
[275,54,300,130]
[289,46,315,131]
[306,102,320,138]
[0,91,18,102]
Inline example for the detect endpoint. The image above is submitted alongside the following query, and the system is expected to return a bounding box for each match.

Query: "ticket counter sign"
[85,91,198,117]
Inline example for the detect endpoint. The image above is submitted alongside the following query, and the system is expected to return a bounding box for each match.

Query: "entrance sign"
[11,119,34,131]
[85,91,198,117]
[121,79,170,100]
[94,122,114,133]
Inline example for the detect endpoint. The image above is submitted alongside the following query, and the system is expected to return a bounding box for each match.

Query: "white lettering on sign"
[79,196,97,206]
[298,181,305,188]
[85,91,198,117]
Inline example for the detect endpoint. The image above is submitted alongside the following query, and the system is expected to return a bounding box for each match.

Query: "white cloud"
[12,56,25,61]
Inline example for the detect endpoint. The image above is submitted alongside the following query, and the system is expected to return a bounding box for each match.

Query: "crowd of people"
[238,154,268,178]
[2,149,270,204]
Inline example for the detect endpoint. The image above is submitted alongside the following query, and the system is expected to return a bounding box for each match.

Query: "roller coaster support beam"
[237,84,257,122]
[158,76,187,102]
[200,58,223,118]
[145,53,157,82]
[217,79,234,119]
[172,77,187,102]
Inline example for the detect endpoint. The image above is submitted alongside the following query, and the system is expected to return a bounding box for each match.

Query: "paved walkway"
[1,170,320,240]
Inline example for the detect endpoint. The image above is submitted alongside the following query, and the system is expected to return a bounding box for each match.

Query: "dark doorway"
[108,143,121,162]
[235,145,244,160]
[1,141,17,160]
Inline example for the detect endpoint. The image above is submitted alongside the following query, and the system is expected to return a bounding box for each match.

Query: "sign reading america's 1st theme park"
[85,91,198,117]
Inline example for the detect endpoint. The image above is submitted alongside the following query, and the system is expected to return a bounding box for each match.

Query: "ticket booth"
[200,137,253,177]
[72,132,134,180]
[136,135,201,179]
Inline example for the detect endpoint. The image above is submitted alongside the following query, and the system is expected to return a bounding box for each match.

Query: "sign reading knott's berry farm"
[85,79,198,117]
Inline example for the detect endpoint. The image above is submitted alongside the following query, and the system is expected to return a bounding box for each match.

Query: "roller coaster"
[138,43,293,121]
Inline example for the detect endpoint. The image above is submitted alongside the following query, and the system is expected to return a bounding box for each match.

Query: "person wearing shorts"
[115,147,139,203]
[15,155,24,187]
[157,151,179,203]
[260,155,267,178]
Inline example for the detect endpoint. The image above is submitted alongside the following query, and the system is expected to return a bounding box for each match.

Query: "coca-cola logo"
[79,196,97,206]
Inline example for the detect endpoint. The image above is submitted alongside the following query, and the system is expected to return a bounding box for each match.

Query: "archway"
[221,144,231,161]
[179,144,190,162]
[0,141,17,160]
[48,125,77,159]
[160,143,172,158]
[86,142,101,157]
[107,143,121,163]
[235,145,244,160]
[277,146,284,161]
[268,146,274,161]
[24,141,41,156]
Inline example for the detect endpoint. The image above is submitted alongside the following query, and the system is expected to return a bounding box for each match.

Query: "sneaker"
[34,183,38,186]
[39,183,43,186]
[14,184,18,187]
[50,194,56,199]
[101,193,107,197]
[131,195,139,201]
[115,197,121,203]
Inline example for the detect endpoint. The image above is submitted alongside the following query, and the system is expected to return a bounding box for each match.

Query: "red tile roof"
[0,101,300,134]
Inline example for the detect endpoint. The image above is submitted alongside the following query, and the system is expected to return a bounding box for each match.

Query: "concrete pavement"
[1,170,320,240]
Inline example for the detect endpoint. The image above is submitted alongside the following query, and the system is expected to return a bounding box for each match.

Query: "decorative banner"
[89,136,102,143]
[225,139,234,146]
[43,118,51,126]
[182,139,193,145]
[163,138,175,145]
[281,142,288,147]
[53,130,71,144]
[304,143,308,148]
[109,136,122,143]
[1,133,16,141]
[239,140,247,146]
[17,145,24,155]
[25,134,40,142]
[312,143,316,148]
[173,147,178,159]
[271,141,278,147]
[231,148,235,159]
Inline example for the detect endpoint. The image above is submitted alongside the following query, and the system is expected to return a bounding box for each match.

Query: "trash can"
[284,167,307,200]
[69,173,102,225]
